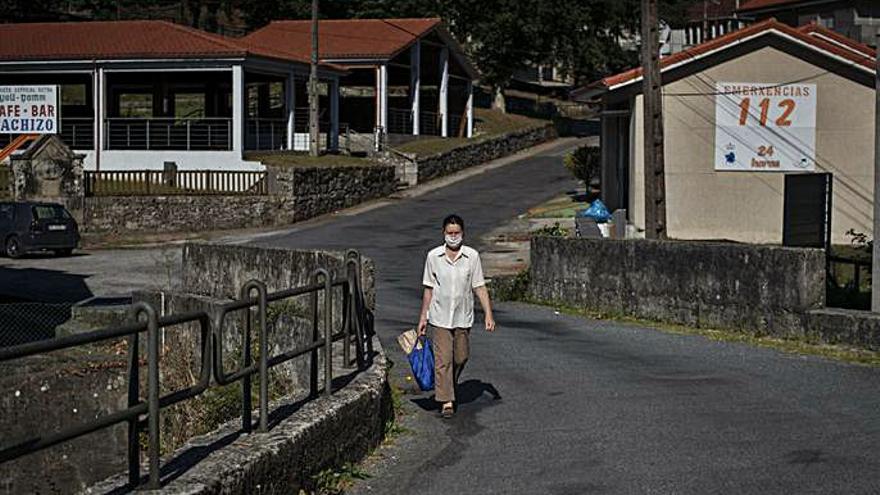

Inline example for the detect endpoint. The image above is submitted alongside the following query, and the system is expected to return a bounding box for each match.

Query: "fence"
[827,254,871,310]
[419,111,441,136]
[83,169,268,196]
[0,302,74,347]
[105,118,232,151]
[387,108,413,135]
[0,250,374,491]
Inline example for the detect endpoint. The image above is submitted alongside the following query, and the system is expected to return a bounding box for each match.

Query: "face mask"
[445,234,462,248]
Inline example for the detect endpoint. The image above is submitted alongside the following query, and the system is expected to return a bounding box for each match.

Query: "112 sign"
[737,97,796,127]
[715,82,817,172]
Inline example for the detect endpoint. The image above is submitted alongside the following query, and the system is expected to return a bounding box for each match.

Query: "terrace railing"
[0,251,374,490]
[105,118,232,151]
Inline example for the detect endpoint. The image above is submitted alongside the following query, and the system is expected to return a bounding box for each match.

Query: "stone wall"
[416,124,556,183]
[529,237,826,338]
[82,164,395,237]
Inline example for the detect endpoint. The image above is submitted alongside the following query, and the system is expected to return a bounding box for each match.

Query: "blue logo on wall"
[725,151,736,164]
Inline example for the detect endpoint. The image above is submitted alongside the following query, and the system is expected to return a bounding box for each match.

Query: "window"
[174,93,206,119]
[0,204,13,221]
[32,205,70,220]
[247,84,260,117]
[118,93,153,118]
[269,82,284,111]
[62,84,87,106]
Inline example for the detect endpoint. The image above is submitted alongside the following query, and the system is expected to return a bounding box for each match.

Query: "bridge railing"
[0,250,373,490]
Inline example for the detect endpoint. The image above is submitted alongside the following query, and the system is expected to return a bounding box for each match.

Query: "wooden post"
[308,0,320,156]
[641,0,667,239]
[871,33,880,311]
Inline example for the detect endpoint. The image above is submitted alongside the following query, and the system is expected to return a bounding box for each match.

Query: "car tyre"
[5,236,22,259]
[57,248,74,257]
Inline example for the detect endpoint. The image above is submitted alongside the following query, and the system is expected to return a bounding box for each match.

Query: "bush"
[563,145,600,188]
[533,222,569,237]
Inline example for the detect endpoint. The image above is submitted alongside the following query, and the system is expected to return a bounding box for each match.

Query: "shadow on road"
[410,379,502,412]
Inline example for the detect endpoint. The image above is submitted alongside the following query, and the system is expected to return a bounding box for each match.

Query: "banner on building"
[714,82,816,172]
[0,86,59,134]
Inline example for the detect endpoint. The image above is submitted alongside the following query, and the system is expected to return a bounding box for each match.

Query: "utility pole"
[641,0,667,239]
[871,33,880,311]
[308,0,320,156]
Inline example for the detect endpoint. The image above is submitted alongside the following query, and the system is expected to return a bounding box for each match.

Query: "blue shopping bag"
[408,336,434,391]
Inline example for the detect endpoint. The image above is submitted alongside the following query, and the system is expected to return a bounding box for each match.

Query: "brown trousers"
[431,325,470,403]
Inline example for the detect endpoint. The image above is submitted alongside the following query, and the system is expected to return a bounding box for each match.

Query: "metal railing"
[387,108,413,135]
[0,118,94,150]
[246,118,288,151]
[0,250,374,490]
[419,110,441,136]
[60,118,95,149]
[827,254,872,310]
[83,169,268,196]
[105,118,232,151]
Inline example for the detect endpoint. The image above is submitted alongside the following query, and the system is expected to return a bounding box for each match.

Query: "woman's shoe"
[441,403,454,419]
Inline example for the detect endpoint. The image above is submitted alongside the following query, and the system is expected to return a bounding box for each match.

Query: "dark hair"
[442,214,464,231]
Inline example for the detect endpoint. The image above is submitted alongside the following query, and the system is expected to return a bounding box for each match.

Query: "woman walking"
[418,214,495,419]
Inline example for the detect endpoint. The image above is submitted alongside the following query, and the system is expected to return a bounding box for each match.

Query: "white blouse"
[422,244,486,329]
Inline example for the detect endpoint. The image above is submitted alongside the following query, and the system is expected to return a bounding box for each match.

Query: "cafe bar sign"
[0,86,59,134]
[714,82,817,172]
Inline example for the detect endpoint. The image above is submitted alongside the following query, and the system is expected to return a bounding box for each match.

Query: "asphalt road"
[251,140,880,494]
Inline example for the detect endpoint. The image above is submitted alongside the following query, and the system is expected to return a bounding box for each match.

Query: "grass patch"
[309,462,371,495]
[527,194,590,219]
[537,300,880,367]
[474,108,547,136]
[394,108,549,156]
[394,137,469,156]
[246,151,375,168]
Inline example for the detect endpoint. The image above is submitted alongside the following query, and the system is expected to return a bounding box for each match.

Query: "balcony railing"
[0,118,95,150]
[105,118,232,151]
[246,118,287,151]
[387,108,413,135]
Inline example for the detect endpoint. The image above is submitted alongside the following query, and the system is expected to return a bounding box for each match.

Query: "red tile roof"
[595,19,874,92]
[798,23,876,59]
[738,0,807,11]
[0,20,341,70]
[243,18,442,60]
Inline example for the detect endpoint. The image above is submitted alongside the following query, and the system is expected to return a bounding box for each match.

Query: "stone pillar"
[410,41,421,135]
[10,135,85,218]
[439,47,449,137]
[232,65,245,155]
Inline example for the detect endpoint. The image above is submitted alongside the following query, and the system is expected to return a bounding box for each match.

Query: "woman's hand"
[417,317,428,336]
[485,315,496,332]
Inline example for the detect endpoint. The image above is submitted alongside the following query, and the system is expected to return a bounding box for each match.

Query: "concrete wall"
[82,164,395,237]
[628,46,875,244]
[529,237,826,338]
[0,353,129,495]
[79,150,265,172]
